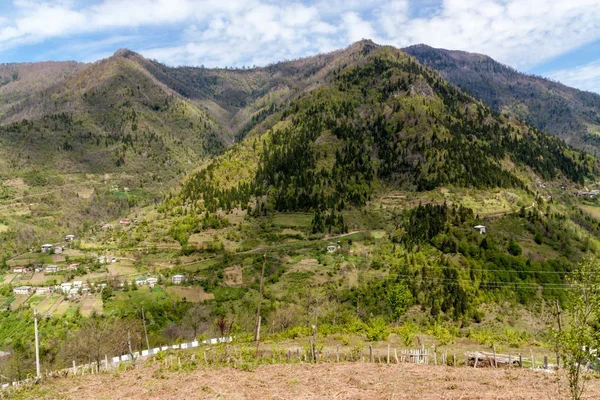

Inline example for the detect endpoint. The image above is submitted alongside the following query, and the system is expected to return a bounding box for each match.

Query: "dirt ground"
[18,362,600,400]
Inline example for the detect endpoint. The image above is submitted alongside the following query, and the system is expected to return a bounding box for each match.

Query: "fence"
[0,336,233,390]
[0,340,557,391]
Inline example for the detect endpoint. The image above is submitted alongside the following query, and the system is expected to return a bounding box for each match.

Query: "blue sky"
[1,0,599,93]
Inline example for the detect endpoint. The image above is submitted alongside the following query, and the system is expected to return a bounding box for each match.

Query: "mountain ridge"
[404,44,600,153]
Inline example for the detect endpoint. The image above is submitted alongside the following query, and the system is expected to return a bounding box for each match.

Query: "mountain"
[173,41,596,233]
[403,44,600,153]
[0,51,227,186]
[0,40,598,254]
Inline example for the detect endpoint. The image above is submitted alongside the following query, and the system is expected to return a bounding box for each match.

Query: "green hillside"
[175,43,595,225]
[404,44,600,154]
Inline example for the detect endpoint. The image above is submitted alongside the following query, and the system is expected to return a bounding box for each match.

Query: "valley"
[2,40,600,397]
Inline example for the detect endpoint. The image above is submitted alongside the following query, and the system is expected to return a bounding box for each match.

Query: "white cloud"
[342,12,378,43]
[0,0,599,93]
[545,60,600,94]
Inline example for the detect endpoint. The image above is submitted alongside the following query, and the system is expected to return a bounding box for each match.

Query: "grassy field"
[80,294,102,316]
[166,286,214,302]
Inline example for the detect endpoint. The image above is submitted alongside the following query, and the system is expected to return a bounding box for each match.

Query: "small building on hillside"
[13,286,32,295]
[41,244,53,253]
[67,263,79,271]
[54,246,63,254]
[172,275,185,284]
[65,234,75,241]
[45,265,60,274]
[135,276,148,286]
[73,281,83,288]
[147,277,159,288]
[474,225,486,234]
[13,266,28,273]
[326,245,337,253]
[36,286,54,295]
[60,283,72,293]
[119,219,131,225]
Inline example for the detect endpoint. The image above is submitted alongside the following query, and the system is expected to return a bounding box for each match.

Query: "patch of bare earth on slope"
[29,362,600,400]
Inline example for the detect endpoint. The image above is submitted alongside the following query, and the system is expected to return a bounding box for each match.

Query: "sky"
[0,0,600,93]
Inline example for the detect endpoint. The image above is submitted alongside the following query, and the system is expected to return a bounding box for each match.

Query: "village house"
[135,276,148,286]
[73,281,83,288]
[67,263,79,271]
[54,246,63,254]
[60,282,72,293]
[12,266,28,273]
[41,244,53,252]
[35,286,54,295]
[119,218,131,225]
[68,288,80,297]
[13,286,32,295]
[45,265,60,273]
[147,277,159,287]
[172,275,185,284]
[64,234,75,241]
[474,225,487,234]
[326,245,337,253]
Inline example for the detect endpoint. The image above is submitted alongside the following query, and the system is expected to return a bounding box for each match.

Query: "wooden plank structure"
[465,351,525,368]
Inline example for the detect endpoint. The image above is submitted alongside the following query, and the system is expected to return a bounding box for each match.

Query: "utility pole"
[34,309,41,378]
[127,330,133,357]
[141,306,150,351]
[254,253,267,345]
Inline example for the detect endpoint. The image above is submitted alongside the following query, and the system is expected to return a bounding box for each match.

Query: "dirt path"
[18,362,600,399]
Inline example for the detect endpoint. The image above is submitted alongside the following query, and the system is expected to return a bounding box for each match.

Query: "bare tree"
[182,303,210,339]
[64,317,136,366]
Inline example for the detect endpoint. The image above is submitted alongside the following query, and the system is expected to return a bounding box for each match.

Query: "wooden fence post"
[336,346,340,363]
[544,356,548,369]
[72,361,76,376]
[394,348,399,364]
[493,345,497,368]
[369,345,373,363]
[519,354,522,368]
[387,345,390,364]
[453,354,456,367]
[530,349,535,369]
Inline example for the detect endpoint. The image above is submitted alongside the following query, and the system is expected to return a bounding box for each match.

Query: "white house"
[60,283,72,292]
[13,286,32,295]
[64,234,75,241]
[147,277,159,287]
[54,246,63,254]
[73,281,83,288]
[135,277,148,286]
[13,266,27,273]
[172,275,185,284]
[45,265,60,273]
[326,245,337,253]
[35,287,54,295]
[41,244,53,252]
[474,225,486,234]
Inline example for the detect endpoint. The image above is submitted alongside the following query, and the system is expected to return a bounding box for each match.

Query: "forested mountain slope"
[0,51,226,186]
[404,44,600,153]
[174,42,597,232]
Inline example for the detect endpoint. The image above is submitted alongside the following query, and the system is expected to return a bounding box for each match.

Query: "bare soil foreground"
[13,363,600,400]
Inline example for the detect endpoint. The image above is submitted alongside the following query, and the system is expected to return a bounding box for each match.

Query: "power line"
[394,274,575,290]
